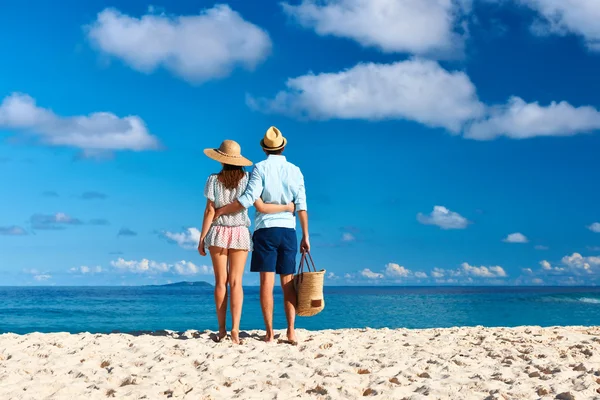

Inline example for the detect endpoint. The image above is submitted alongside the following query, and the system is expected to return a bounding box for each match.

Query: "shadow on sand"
[111,329,284,343]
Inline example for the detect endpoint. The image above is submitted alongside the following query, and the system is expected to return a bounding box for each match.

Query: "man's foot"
[287,328,298,343]
[264,330,275,343]
[278,329,298,346]
[231,329,241,345]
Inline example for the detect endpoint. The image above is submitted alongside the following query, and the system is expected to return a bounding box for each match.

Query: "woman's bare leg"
[228,249,248,344]
[209,246,229,340]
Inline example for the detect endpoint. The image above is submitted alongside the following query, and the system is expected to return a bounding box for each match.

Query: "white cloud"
[282,0,470,56]
[417,205,469,230]
[110,258,210,275]
[503,232,529,243]
[86,5,271,83]
[358,263,427,281]
[342,232,356,242]
[249,59,484,133]
[111,258,167,273]
[535,245,549,250]
[0,226,27,236]
[162,227,201,250]
[538,259,566,273]
[360,268,384,279]
[435,278,458,284]
[173,260,210,275]
[327,272,338,279]
[431,268,446,278]
[384,263,411,278]
[466,96,600,140]
[522,268,534,274]
[250,59,600,141]
[70,265,103,274]
[461,262,507,278]
[532,278,544,285]
[540,260,552,270]
[588,222,600,233]
[0,93,159,155]
[561,252,600,273]
[520,0,600,51]
[33,274,52,282]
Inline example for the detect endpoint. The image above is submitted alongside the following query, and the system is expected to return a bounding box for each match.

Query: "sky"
[1,0,600,286]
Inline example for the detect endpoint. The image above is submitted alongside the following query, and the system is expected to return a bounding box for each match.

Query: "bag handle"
[298,251,317,275]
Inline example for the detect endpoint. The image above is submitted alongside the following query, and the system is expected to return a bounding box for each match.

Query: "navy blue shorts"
[250,228,298,275]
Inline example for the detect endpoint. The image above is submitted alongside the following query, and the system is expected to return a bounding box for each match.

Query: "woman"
[198,140,293,344]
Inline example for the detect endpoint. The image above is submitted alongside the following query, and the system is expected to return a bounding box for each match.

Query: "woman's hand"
[212,208,222,222]
[286,202,296,214]
[198,238,207,256]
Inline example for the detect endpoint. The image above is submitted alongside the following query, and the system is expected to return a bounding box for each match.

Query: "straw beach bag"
[294,252,326,317]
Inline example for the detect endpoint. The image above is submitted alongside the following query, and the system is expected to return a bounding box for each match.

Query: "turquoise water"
[0,286,599,334]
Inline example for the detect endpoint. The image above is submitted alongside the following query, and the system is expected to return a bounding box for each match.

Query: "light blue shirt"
[238,155,307,230]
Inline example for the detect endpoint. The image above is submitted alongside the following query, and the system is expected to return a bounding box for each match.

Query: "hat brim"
[203,149,253,167]
[260,137,287,151]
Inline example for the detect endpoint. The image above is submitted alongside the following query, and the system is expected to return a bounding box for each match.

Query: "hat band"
[215,149,241,158]
[262,140,284,149]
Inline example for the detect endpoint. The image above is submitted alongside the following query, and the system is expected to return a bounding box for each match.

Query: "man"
[214,126,309,343]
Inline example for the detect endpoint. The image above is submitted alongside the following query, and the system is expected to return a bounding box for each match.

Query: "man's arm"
[295,170,309,252]
[298,210,310,253]
[214,200,244,220]
[214,166,263,219]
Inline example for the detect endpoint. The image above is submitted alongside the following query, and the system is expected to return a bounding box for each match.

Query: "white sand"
[1,326,600,399]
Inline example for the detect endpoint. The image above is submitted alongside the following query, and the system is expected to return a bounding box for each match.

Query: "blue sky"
[1,0,600,286]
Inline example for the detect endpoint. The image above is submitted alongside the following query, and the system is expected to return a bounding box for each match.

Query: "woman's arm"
[198,199,215,256]
[254,198,295,214]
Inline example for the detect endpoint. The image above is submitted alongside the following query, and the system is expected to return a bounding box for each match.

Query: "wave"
[537,296,600,304]
[578,297,600,304]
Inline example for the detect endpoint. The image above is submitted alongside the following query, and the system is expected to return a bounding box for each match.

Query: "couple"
[197,126,309,345]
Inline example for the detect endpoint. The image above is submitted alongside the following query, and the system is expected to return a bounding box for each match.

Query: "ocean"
[1,286,599,335]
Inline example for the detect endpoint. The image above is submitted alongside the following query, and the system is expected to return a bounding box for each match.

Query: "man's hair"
[265,147,284,155]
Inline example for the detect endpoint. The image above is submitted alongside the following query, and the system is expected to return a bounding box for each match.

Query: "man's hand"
[198,238,207,256]
[300,235,310,253]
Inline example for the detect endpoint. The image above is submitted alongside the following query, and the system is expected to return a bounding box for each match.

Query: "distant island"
[146,281,213,288]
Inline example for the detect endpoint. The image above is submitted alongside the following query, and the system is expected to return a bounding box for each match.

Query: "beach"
[1,326,600,399]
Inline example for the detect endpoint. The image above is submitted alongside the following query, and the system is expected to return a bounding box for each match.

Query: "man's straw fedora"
[260,126,287,151]
[204,140,252,167]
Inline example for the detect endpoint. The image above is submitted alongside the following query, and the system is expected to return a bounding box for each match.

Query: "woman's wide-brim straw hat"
[204,140,252,167]
[260,126,287,151]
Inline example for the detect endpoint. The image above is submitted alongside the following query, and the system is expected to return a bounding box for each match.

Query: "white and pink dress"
[204,173,252,251]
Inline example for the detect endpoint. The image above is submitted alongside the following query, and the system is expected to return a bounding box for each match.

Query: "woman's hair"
[217,164,245,190]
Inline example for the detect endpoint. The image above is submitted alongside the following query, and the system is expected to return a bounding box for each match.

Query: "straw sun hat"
[204,140,253,167]
[260,126,287,151]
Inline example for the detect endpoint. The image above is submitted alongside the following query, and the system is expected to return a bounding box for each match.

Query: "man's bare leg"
[260,272,275,342]
[280,274,297,343]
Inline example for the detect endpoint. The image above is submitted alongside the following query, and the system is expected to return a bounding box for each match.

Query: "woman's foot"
[231,329,241,345]
[264,330,275,343]
[216,328,227,342]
